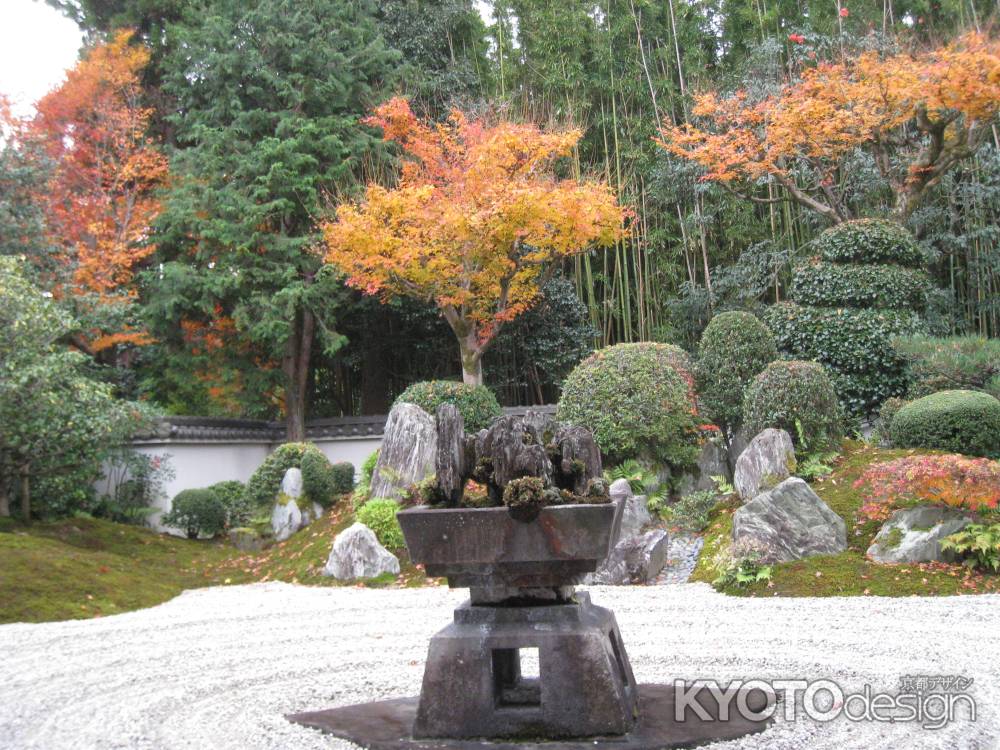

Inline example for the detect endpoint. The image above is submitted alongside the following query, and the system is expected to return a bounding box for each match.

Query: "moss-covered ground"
[0,499,435,625]
[691,440,1000,597]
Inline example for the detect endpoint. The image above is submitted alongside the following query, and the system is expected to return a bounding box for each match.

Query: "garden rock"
[228,527,272,553]
[732,477,846,563]
[281,467,304,499]
[867,506,972,564]
[734,428,796,501]
[370,402,437,501]
[624,529,669,583]
[323,522,400,580]
[610,479,651,541]
[270,497,302,542]
[299,501,324,527]
[585,542,630,585]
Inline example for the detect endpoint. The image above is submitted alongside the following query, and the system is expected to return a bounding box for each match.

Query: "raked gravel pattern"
[1,582,997,750]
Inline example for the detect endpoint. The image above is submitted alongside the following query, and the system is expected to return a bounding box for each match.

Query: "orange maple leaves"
[657,33,1000,220]
[323,98,627,372]
[18,30,167,350]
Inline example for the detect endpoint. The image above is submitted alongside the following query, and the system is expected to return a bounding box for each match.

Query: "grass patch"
[691,441,1000,597]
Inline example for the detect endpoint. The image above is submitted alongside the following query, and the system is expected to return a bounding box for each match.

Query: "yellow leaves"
[324,99,627,344]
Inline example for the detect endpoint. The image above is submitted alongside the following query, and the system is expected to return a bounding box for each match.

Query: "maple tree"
[323,97,628,385]
[657,32,1000,223]
[15,29,167,352]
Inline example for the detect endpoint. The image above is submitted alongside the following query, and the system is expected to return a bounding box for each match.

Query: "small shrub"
[394,381,502,432]
[245,442,337,509]
[350,449,380,509]
[502,476,548,522]
[892,335,1000,398]
[209,480,251,527]
[889,390,1000,458]
[330,462,355,495]
[813,218,926,268]
[695,311,777,436]
[356,498,404,549]
[854,454,1000,522]
[162,488,226,539]
[557,343,700,470]
[711,539,773,589]
[876,397,908,445]
[940,524,1000,571]
[742,360,844,451]
[661,490,718,533]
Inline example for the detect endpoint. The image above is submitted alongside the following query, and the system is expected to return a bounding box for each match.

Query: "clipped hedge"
[889,390,1000,459]
[209,480,252,527]
[394,380,501,432]
[763,302,925,415]
[162,488,227,539]
[357,498,404,549]
[814,218,925,268]
[790,261,929,311]
[330,461,355,495]
[557,342,700,470]
[742,360,844,451]
[695,311,777,434]
[245,442,339,509]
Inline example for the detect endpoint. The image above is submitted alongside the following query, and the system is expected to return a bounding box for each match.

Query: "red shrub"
[855,454,1000,522]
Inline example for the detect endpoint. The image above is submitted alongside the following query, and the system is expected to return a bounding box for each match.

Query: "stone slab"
[288,683,774,750]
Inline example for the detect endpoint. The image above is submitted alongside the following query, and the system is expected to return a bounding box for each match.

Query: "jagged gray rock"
[370,402,437,501]
[610,479,651,542]
[732,477,846,563]
[270,498,302,542]
[323,522,400,580]
[434,404,468,504]
[475,413,555,502]
[734,428,796,502]
[280,467,303,499]
[624,529,669,583]
[867,506,972,564]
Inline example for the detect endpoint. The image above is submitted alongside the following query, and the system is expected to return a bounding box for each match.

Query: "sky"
[0,0,83,117]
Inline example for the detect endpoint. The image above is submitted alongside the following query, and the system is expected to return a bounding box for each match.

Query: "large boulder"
[586,528,669,585]
[324,522,400,580]
[370,402,437,500]
[734,428,796,502]
[732,477,846,563]
[270,467,323,541]
[281,466,304,498]
[610,479,651,541]
[867,506,972,564]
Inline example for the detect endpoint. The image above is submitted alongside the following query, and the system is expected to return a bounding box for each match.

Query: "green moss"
[693,441,1000,597]
[885,528,905,549]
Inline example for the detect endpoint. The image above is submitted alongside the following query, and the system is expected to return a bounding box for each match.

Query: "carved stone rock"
[370,402,437,501]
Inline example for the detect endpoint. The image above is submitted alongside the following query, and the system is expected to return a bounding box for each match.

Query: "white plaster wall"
[313,438,382,478]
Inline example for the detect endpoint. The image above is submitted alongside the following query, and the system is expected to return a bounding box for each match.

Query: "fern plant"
[940,523,1000,571]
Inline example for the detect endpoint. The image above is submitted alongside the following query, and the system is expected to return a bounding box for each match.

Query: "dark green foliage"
[742,360,844,451]
[557,343,700,470]
[662,490,718,533]
[695,311,777,435]
[876,397,908,445]
[892,335,1000,399]
[356,498,404,549]
[814,219,926,268]
[208,480,251,528]
[395,381,501,431]
[764,302,924,416]
[502,476,547,522]
[245,442,335,509]
[162,488,227,539]
[791,261,929,311]
[330,462,355,495]
[889,390,1000,459]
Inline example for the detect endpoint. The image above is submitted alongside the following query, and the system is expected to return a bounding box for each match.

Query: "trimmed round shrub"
[394,380,502,432]
[557,342,700,469]
[742,360,845,451]
[162,488,226,539]
[875,397,908,445]
[889,390,1000,458]
[209,480,252,527]
[330,461,355,495]
[790,261,929,311]
[245,442,338,509]
[763,302,924,416]
[356,498,404,549]
[814,218,925,267]
[695,311,777,434]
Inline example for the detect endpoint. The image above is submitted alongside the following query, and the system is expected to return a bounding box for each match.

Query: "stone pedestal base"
[413,592,637,739]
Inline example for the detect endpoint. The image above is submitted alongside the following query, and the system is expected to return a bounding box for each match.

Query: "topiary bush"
[695,311,777,438]
[875,397,908,445]
[765,219,930,416]
[813,218,926,267]
[557,342,700,470]
[330,461,355,495]
[742,360,844,451]
[245,442,338,510]
[889,390,1000,458]
[209,480,252,527]
[394,380,502,432]
[162,488,227,539]
[356,498,405,549]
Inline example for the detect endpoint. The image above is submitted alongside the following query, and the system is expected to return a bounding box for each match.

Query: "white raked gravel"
[1,582,997,750]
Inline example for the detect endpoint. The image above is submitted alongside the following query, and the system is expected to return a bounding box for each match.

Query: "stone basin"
[397,500,624,590]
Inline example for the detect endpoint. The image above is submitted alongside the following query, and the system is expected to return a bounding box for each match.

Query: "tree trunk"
[19,464,30,522]
[0,482,9,517]
[442,308,486,386]
[282,308,315,442]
